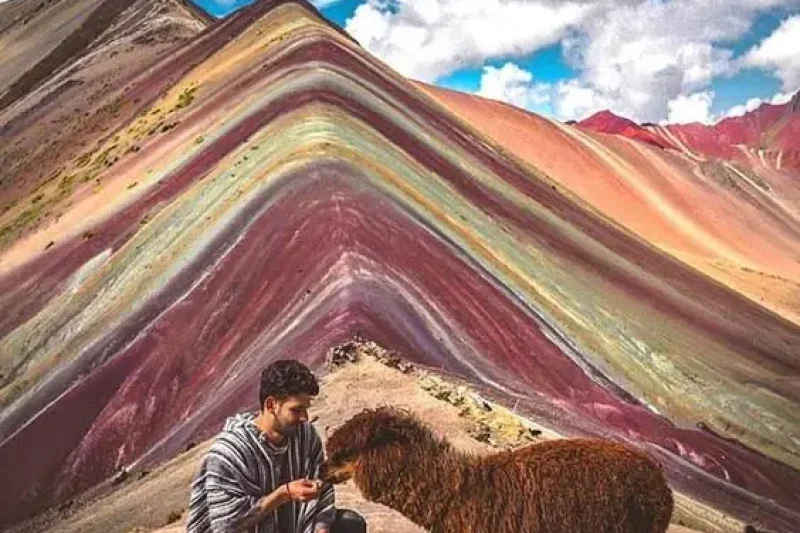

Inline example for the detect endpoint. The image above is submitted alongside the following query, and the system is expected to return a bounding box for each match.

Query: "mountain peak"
[2,2,800,532]
[574,89,800,160]
[578,109,636,132]
[577,109,674,149]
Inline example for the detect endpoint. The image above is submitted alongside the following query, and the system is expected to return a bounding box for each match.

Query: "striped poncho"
[187,412,335,533]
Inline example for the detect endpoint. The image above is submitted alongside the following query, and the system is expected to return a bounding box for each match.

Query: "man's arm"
[232,481,322,532]
[307,426,336,532]
[229,485,291,532]
[204,445,290,533]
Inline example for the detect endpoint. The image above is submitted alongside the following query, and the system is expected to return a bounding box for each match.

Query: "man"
[187,359,367,533]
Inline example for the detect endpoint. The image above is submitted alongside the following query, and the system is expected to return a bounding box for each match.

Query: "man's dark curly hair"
[259,359,319,408]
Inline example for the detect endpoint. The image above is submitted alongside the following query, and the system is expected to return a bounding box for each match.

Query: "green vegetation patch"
[174,86,198,111]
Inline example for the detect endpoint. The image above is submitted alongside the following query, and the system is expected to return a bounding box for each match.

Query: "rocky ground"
[8,341,743,533]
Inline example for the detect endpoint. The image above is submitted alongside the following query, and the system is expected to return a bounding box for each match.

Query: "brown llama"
[320,407,673,533]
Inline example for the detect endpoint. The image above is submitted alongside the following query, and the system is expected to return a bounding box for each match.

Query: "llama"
[320,407,673,533]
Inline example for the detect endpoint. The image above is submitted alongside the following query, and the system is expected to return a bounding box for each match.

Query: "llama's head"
[319,406,438,484]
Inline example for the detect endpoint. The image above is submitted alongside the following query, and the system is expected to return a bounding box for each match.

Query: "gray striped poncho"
[187,412,335,533]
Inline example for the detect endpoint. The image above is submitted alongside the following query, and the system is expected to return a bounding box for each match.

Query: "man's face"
[266,394,312,437]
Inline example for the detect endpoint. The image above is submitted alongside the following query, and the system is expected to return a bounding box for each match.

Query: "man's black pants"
[331,508,366,533]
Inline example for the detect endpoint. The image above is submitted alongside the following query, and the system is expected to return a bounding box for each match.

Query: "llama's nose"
[318,463,332,483]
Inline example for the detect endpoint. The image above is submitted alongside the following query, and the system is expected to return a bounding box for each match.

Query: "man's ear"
[263,396,276,413]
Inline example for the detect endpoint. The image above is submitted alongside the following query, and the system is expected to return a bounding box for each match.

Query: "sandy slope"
[414,82,800,325]
[0,0,209,249]
[12,353,735,533]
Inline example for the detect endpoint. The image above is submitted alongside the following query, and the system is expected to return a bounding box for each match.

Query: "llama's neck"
[356,442,468,529]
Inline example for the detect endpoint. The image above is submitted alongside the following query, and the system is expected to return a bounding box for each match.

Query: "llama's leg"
[330,508,367,533]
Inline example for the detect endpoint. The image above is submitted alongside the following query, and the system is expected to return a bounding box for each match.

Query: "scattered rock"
[57,499,74,512]
[418,375,542,450]
[326,341,361,367]
[165,509,182,524]
[326,339,543,451]
[111,468,130,486]
[325,339,413,373]
[467,422,492,444]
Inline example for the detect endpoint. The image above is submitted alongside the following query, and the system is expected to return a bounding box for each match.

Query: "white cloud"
[770,91,795,104]
[724,97,767,118]
[347,0,800,123]
[345,0,595,82]
[665,91,716,125]
[741,14,800,89]
[662,88,793,124]
[477,62,550,109]
[723,90,795,117]
[566,0,800,122]
[553,79,612,121]
[550,0,778,123]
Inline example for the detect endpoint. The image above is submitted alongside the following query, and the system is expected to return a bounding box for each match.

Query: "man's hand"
[285,478,321,502]
[236,480,318,531]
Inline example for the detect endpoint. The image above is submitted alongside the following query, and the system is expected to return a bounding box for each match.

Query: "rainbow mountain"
[1,0,800,531]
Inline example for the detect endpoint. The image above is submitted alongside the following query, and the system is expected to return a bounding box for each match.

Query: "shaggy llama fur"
[321,407,673,533]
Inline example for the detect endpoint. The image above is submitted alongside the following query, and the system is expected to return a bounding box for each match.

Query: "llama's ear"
[372,409,417,446]
[372,416,397,445]
[373,425,394,445]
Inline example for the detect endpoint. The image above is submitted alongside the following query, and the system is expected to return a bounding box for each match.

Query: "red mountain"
[578,110,676,149]
[578,91,800,170]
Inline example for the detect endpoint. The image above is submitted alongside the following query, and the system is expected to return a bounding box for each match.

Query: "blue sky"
[192,0,800,124]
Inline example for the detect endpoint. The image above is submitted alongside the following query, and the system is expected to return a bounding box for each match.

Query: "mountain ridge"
[577,92,800,170]
[1,1,799,531]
